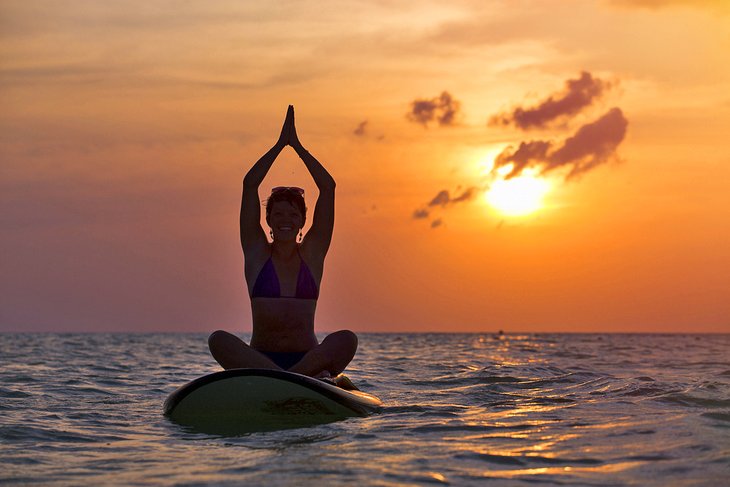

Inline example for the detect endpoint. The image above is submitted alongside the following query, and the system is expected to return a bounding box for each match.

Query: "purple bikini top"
[250,252,319,300]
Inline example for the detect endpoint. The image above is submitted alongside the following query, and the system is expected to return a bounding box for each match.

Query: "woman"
[208,106,357,379]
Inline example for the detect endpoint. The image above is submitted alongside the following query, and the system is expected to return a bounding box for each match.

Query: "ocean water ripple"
[1,333,729,485]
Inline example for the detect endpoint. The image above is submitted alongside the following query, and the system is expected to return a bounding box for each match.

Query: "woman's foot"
[333,374,359,391]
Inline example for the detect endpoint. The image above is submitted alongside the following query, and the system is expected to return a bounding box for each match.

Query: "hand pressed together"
[276,105,304,150]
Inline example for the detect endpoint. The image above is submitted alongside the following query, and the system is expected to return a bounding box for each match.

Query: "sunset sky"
[2,0,729,333]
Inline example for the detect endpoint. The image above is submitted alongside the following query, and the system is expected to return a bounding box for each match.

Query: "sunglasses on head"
[271,186,305,195]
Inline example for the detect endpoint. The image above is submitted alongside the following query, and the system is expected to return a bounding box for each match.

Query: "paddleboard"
[164,368,381,433]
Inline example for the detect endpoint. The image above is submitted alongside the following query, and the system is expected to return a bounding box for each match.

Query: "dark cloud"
[490,72,612,130]
[427,187,479,208]
[407,91,461,127]
[353,120,368,136]
[428,190,450,207]
[451,187,478,203]
[494,141,552,179]
[352,120,385,140]
[413,208,430,219]
[492,108,628,179]
[414,187,480,225]
[549,107,628,178]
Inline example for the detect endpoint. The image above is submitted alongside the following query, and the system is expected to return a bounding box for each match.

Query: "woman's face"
[268,200,304,240]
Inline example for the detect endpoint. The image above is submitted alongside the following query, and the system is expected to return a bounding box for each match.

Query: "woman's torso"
[244,245,323,352]
[249,298,318,351]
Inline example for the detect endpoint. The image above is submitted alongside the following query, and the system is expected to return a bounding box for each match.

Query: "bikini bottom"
[257,350,308,370]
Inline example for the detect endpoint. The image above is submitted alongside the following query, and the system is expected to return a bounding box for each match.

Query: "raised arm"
[289,108,336,258]
[240,106,293,252]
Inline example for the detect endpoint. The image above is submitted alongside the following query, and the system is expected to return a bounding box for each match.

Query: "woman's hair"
[264,188,307,226]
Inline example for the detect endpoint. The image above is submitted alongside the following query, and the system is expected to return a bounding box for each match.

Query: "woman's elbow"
[319,177,336,192]
[242,174,258,189]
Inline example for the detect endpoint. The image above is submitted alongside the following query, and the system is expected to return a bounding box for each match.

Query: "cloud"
[490,72,612,130]
[413,208,430,219]
[407,91,461,127]
[352,119,385,140]
[428,190,451,207]
[412,74,628,231]
[494,141,552,179]
[549,107,629,178]
[413,186,481,227]
[451,187,479,203]
[493,108,629,179]
[427,187,479,207]
[353,120,368,136]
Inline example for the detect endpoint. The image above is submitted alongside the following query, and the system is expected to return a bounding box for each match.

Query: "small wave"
[381,403,467,418]
[0,375,40,383]
[0,424,121,443]
[93,378,133,388]
[382,405,428,414]
[656,393,730,408]
[65,385,118,396]
[512,372,603,389]
[619,385,674,397]
[0,387,33,399]
[623,454,674,461]
[453,451,525,465]
[480,390,531,402]
[700,411,730,422]
[609,428,656,437]
[454,451,603,467]
[525,396,575,405]
[552,351,596,360]
[352,433,377,439]
[477,375,522,384]
[412,421,541,434]
[410,423,508,434]
[527,455,603,466]
[87,396,133,405]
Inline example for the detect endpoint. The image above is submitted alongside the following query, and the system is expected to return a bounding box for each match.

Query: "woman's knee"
[327,329,358,352]
[344,329,358,348]
[208,329,233,350]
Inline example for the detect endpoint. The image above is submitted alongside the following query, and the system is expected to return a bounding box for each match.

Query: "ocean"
[1,333,728,486]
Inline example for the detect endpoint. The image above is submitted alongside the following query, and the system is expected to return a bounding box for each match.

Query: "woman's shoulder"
[298,240,323,262]
[245,242,272,270]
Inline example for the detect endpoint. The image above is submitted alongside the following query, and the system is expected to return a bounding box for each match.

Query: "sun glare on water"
[485,174,551,217]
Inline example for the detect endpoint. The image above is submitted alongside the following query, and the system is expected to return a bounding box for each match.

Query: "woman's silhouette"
[208,106,357,378]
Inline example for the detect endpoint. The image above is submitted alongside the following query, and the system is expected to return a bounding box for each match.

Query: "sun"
[485,173,551,217]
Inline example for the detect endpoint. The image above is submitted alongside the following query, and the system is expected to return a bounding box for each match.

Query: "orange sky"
[1,0,729,333]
